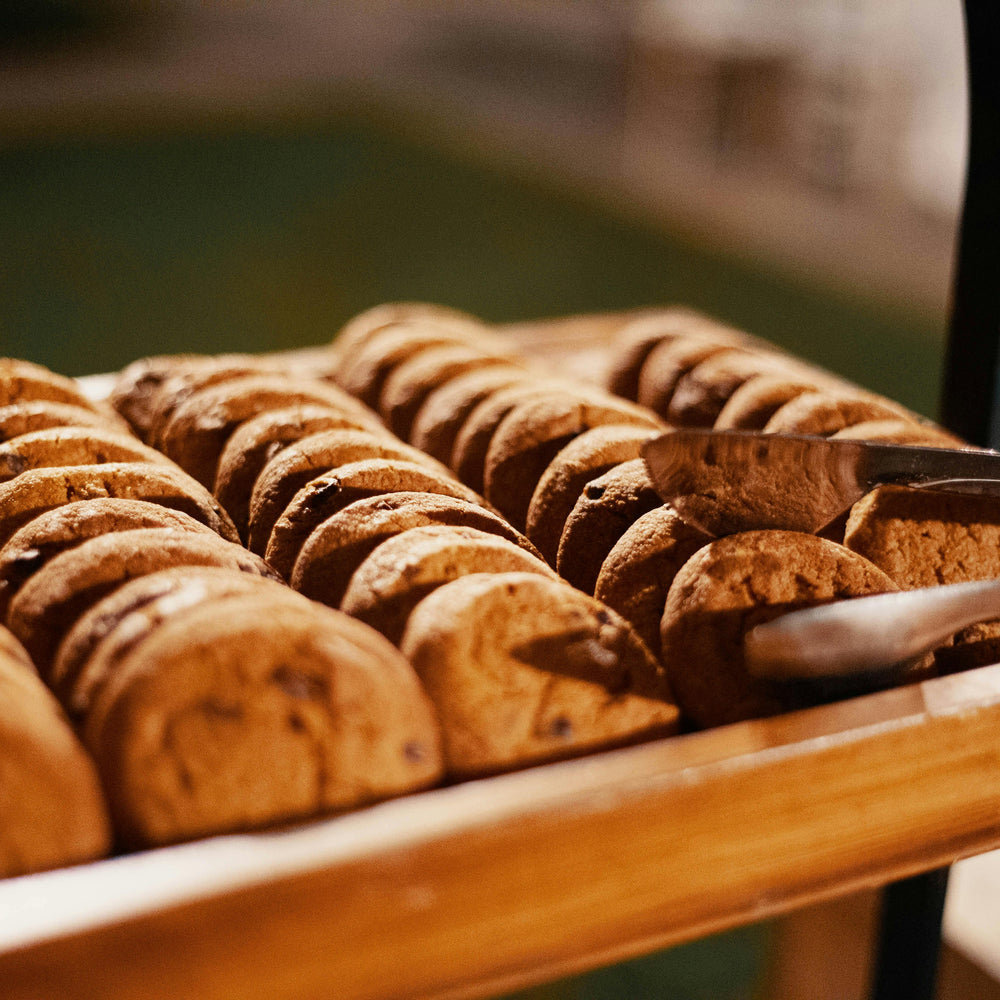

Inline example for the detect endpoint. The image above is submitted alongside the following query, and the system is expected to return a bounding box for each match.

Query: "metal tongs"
[744,577,1000,681]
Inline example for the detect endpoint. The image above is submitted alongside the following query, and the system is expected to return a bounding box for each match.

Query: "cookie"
[593,505,712,661]
[399,571,679,778]
[659,530,900,728]
[0,497,220,622]
[0,627,112,876]
[525,425,662,566]
[763,390,911,435]
[5,526,276,678]
[246,427,448,557]
[604,307,743,401]
[263,458,494,583]
[290,491,542,609]
[0,357,109,414]
[82,591,443,848]
[830,420,968,448]
[844,484,1000,589]
[0,462,240,549]
[408,365,529,465]
[450,379,606,493]
[53,567,291,720]
[0,399,131,442]
[636,335,744,418]
[377,344,525,440]
[713,374,827,430]
[339,524,557,645]
[213,404,377,541]
[156,374,383,488]
[482,393,664,530]
[556,458,664,595]
[331,301,483,362]
[0,426,173,483]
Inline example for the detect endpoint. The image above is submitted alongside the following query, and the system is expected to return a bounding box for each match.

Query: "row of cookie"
[325,306,670,558]
[0,360,445,865]
[104,337,684,781]
[0,494,444,857]
[602,307,964,445]
[0,358,236,874]
[0,360,241,549]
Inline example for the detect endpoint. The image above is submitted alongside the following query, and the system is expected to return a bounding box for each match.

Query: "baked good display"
[408,365,530,465]
[399,571,680,778]
[0,302,984,885]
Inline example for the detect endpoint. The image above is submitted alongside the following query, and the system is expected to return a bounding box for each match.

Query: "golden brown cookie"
[377,344,525,440]
[0,426,173,483]
[53,567,291,720]
[6,526,277,678]
[844,484,1000,589]
[0,399,131,441]
[290,491,541,609]
[482,393,664,531]
[82,591,443,848]
[525,424,662,566]
[331,301,483,362]
[450,379,607,493]
[763,390,911,435]
[603,307,743,401]
[0,497,220,623]
[340,524,557,645]
[213,403,377,542]
[0,626,112,876]
[408,365,529,465]
[660,530,899,728]
[156,373,382,488]
[593,505,712,661]
[246,428,448,557]
[829,419,968,448]
[713,373,826,430]
[399,571,679,778]
[0,357,109,414]
[264,458,492,582]
[556,458,664,595]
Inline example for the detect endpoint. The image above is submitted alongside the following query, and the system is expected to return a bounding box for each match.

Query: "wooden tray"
[4,329,1000,1000]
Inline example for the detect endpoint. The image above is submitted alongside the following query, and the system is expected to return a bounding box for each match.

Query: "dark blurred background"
[0,2,971,997]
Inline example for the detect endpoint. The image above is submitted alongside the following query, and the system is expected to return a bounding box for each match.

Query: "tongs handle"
[744,577,1000,680]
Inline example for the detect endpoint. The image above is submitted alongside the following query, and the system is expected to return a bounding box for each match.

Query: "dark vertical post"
[940,0,1000,447]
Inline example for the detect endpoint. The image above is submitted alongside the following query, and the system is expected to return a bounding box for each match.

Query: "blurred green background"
[0,117,946,420]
